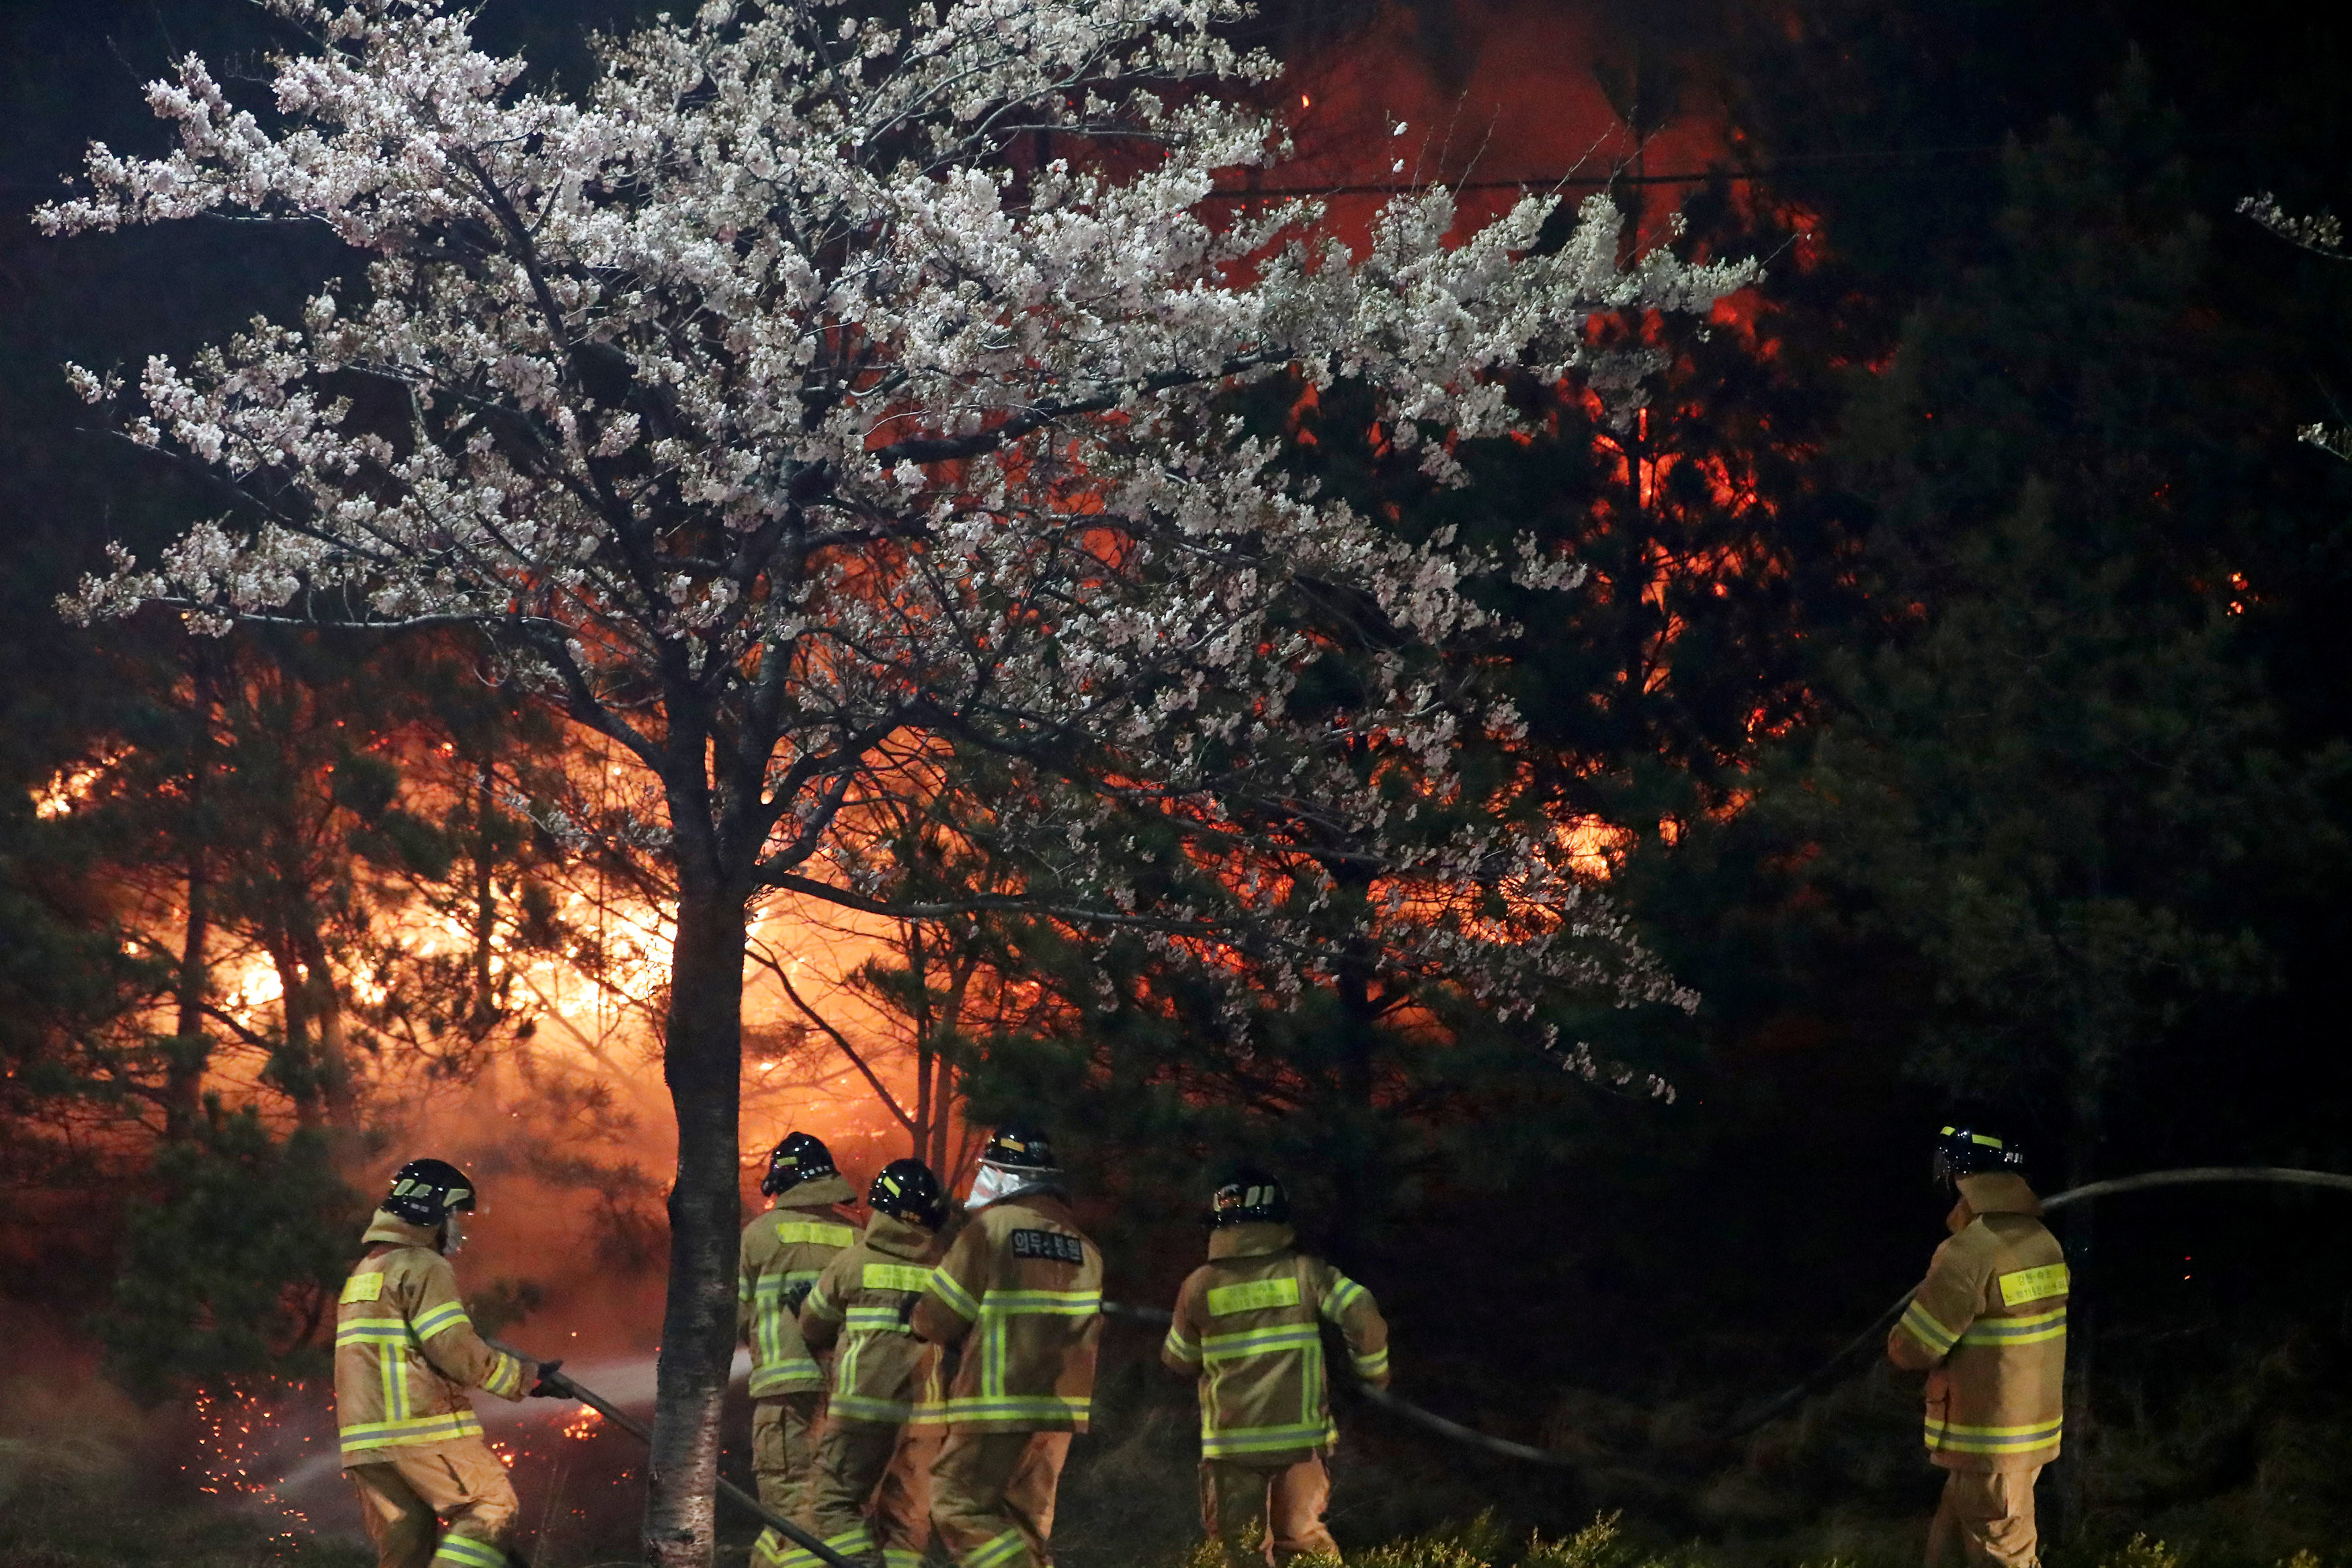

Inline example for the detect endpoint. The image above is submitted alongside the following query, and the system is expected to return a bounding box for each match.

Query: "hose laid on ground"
[1116,1167,2352,1465]
[502,1161,2352,1540]
[1097,1301,1580,1466]
[519,1361,862,1568]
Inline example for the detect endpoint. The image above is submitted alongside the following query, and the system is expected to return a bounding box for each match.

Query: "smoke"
[1275,0,1732,246]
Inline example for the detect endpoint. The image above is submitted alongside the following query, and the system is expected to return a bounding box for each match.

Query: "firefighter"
[792,1158,955,1568]
[336,1158,561,1568]
[912,1127,1102,1568]
[1887,1124,2070,1568]
[1161,1168,1390,1568]
[741,1131,861,1568]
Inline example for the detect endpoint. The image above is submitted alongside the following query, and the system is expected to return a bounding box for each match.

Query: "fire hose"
[510,1163,2352,1539]
[499,1356,863,1568]
[1716,1165,2352,1439]
[1099,1302,1578,1465]
[1116,1166,2352,1465]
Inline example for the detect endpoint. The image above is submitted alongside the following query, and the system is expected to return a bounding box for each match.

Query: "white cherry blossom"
[42,1,1746,1559]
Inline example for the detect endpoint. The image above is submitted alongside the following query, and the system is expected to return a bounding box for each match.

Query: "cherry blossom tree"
[42,0,1749,1557]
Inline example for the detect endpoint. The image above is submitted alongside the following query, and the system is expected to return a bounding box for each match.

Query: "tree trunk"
[642,881,749,1568]
[915,1035,933,1164]
[269,935,322,1129]
[166,653,216,1139]
[167,861,211,1139]
[926,1049,956,1174]
[469,760,500,1038]
[1328,959,1380,1270]
[294,919,359,1129]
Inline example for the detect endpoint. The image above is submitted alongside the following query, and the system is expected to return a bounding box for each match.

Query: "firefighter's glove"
[528,1358,569,1398]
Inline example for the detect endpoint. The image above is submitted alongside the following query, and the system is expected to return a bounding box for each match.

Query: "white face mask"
[442,1211,467,1254]
[964,1162,1018,1211]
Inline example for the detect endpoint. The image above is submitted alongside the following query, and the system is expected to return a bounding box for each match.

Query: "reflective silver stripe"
[943,1395,1092,1422]
[411,1301,472,1341]
[966,1527,1032,1568]
[338,1409,485,1453]
[1924,1415,2064,1453]
[926,1267,982,1320]
[1320,1275,1368,1319]
[1898,1299,1960,1355]
[1201,1418,1338,1457]
[431,1534,509,1568]
[1200,1323,1321,1362]
[1957,1307,2067,1346]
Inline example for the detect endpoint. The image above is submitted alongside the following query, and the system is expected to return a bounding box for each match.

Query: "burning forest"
[5,0,2352,1567]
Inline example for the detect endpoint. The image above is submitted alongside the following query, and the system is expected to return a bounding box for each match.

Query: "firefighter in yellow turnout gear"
[913,1127,1103,1568]
[786,1159,955,1568]
[1161,1169,1390,1568]
[742,1131,861,1568]
[1888,1125,2070,1568]
[335,1159,557,1568]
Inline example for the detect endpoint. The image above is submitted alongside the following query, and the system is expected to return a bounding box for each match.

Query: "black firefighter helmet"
[1206,1166,1291,1229]
[1931,1123,2029,1189]
[869,1159,951,1231]
[979,1126,1058,1171]
[382,1158,478,1227]
[761,1131,841,1197]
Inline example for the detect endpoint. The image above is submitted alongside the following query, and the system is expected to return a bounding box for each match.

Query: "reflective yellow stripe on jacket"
[1165,1236,1390,1463]
[1923,1415,2067,1456]
[955,1287,1099,1426]
[334,1227,525,1461]
[829,1308,944,1424]
[800,1217,948,1428]
[1958,1307,2067,1346]
[740,1211,853,1397]
[1894,1178,2070,1471]
[761,1522,878,1568]
[1897,1299,1960,1357]
[915,1194,1102,1434]
[749,1269,826,1389]
[428,1528,510,1568]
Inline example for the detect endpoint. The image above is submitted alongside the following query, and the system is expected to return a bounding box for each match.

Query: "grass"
[6,1472,2350,1568]
[0,1442,370,1568]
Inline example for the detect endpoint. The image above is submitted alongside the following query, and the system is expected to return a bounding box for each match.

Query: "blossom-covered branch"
[42,0,1747,1555]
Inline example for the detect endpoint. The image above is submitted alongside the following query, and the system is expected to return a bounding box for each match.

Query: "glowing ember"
[188,1376,318,1534]
[562,1405,604,1441]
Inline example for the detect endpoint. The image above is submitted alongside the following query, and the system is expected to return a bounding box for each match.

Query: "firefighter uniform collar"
[361,1208,442,1249]
[1953,1172,2043,1225]
[1208,1221,1296,1260]
[988,1189,1080,1229]
[864,1209,939,1260]
[773,1174,858,1209]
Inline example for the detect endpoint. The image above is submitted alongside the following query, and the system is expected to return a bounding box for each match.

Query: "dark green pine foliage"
[1774,68,2352,1183]
[0,0,583,1387]
[100,1101,364,1399]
